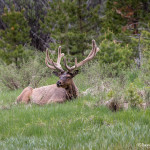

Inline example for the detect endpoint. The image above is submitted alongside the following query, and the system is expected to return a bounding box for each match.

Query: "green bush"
[0,52,51,90]
[125,83,143,107]
[79,57,150,109]
[96,31,134,74]
[98,40,133,70]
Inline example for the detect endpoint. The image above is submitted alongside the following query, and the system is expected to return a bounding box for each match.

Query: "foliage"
[77,59,150,109]
[99,0,150,70]
[40,0,101,62]
[97,31,134,72]
[126,83,143,107]
[0,7,31,66]
[128,27,150,64]
[0,0,50,51]
[0,0,149,70]
[103,0,150,34]
[142,30,150,56]
[139,29,150,61]
[0,52,51,90]
[144,87,150,102]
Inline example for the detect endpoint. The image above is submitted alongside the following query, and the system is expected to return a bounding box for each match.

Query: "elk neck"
[65,79,78,100]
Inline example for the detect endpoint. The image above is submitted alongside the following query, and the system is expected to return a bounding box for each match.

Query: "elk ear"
[72,70,79,77]
[52,71,62,77]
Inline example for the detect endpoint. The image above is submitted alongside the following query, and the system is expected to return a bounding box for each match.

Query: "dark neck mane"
[65,80,78,100]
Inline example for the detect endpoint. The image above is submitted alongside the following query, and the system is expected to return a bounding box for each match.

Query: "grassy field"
[0,62,150,150]
[0,85,150,149]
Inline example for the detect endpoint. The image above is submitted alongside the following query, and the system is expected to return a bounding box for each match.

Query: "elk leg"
[16,87,33,104]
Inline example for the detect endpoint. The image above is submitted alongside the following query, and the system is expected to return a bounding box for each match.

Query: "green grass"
[0,63,150,150]
[0,89,150,150]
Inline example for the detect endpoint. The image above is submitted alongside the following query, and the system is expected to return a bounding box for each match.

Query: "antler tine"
[87,39,96,57]
[57,46,64,66]
[45,48,64,72]
[63,58,73,71]
[64,39,99,72]
[45,49,56,69]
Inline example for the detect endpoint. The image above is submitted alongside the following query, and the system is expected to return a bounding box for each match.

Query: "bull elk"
[17,40,99,104]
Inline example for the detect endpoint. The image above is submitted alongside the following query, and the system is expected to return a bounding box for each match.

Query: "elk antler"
[45,46,64,72]
[64,40,99,72]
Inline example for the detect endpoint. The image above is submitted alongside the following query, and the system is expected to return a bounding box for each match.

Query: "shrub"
[79,59,150,110]
[98,40,133,70]
[96,30,134,74]
[126,83,143,107]
[0,63,20,90]
[0,52,51,90]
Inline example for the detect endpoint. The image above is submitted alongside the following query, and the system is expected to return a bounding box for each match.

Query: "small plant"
[107,90,115,98]
[126,83,143,107]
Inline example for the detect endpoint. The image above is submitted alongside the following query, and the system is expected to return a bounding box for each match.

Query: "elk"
[17,40,99,105]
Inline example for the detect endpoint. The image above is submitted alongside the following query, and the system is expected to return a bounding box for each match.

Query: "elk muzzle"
[57,81,62,87]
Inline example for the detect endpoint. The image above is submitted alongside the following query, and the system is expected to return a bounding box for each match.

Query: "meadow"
[0,61,150,150]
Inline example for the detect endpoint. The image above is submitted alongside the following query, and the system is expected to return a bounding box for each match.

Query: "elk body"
[17,40,99,105]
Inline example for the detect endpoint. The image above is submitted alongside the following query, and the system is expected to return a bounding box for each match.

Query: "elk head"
[45,40,99,89]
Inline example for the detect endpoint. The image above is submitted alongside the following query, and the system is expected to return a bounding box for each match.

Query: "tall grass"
[0,96,150,149]
[0,57,150,149]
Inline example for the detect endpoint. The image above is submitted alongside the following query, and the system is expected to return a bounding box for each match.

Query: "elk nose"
[57,81,61,87]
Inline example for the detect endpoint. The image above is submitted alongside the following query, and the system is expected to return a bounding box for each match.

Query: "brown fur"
[17,87,33,104]
[16,80,78,105]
